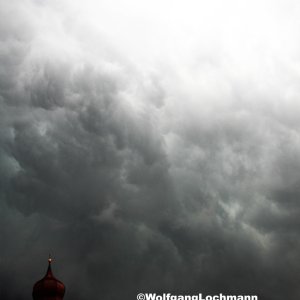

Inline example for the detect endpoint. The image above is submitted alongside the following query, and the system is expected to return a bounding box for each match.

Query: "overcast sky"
[1,0,300,299]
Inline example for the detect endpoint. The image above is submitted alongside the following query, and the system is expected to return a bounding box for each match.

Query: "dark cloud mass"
[2,0,300,299]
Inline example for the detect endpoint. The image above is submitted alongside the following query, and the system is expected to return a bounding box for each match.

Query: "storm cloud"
[1,0,300,299]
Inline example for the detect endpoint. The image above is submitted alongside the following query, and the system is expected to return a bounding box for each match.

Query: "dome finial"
[46,254,53,277]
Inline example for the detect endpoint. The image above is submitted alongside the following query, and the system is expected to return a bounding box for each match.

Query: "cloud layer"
[1,1,300,299]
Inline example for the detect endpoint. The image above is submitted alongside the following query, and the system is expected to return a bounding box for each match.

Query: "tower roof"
[32,256,65,300]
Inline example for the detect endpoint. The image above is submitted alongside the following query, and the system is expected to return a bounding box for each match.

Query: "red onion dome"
[32,257,65,300]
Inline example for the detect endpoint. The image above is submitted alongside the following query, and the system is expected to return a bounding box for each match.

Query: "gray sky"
[1,0,300,299]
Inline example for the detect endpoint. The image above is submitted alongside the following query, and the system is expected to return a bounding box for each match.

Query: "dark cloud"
[1,1,300,300]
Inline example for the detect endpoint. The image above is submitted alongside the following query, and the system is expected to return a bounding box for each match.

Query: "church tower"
[32,256,65,300]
